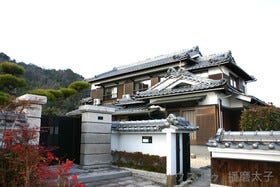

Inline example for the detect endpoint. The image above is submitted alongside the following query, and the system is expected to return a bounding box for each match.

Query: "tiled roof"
[112,114,198,132]
[135,68,227,98]
[114,96,145,106]
[113,105,151,115]
[186,51,254,81]
[207,128,280,151]
[87,47,201,82]
[186,51,233,70]
[87,48,254,83]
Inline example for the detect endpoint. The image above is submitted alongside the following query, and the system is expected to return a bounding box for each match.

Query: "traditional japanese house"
[86,46,265,145]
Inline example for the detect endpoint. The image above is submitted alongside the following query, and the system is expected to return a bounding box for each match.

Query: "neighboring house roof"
[87,47,255,83]
[112,114,198,132]
[207,128,280,151]
[135,68,227,99]
[87,46,201,83]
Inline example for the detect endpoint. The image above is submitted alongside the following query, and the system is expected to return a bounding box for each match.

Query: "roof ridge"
[198,50,232,61]
[116,46,199,70]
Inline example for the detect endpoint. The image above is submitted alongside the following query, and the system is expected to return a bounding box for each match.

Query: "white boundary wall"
[111,132,167,156]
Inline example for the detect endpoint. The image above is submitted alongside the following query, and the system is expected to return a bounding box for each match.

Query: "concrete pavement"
[68,146,211,187]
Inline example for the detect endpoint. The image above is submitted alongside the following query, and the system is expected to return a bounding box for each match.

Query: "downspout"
[217,64,224,129]
[218,98,223,129]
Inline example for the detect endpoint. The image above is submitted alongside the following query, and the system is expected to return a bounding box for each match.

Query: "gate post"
[165,129,177,187]
[17,94,47,143]
[79,105,115,168]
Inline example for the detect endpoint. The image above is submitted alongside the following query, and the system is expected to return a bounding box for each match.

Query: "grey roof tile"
[135,68,227,98]
[114,97,145,106]
[113,105,150,115]
[112,114,198,132]
[207,128,280,151]
[87,48,254,83]
[87,47,201,82]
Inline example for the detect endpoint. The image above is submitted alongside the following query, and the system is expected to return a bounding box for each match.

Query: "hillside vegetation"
[0,52,89,115]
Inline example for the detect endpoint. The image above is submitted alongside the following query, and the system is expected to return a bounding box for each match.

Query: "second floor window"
[134,79,151,93]
[104,86,117,100]
[229,74,239,89]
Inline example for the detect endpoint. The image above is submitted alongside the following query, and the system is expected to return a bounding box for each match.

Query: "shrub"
[68,81,90,92]
[27,89,56,101]
[0,126,51,186]
[0,99,84,187]
[0,74,26,90]
[111,151,166,173]
[0,61,24,75]
[0,126,84,187]
[0,91,11,104]
[59,88,77,98]
[240,106,280,131]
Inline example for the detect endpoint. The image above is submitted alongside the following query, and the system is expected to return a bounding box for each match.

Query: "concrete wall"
[111,132,167,156]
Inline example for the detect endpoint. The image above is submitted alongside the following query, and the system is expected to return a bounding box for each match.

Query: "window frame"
[134,79,151,94]
[104,86,118,100]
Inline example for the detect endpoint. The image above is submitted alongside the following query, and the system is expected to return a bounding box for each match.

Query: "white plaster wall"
[111,133,167,156]
[199,92,218,105]
[216,93,246,108]
[229,97,245,108]
[208,67,230,76]
[217,93,231,108]
[195,71,208,78]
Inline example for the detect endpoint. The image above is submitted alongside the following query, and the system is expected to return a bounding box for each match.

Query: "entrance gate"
[39,115,81,164]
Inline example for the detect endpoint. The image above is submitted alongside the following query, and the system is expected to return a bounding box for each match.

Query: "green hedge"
[111,151,166,173]
[240,106,280,131]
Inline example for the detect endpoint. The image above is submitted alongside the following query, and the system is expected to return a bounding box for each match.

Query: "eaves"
[136,87,225,100]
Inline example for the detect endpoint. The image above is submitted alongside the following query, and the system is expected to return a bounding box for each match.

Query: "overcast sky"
[0,0,279,106]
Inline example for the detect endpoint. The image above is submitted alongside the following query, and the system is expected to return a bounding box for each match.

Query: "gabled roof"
[87,46,201,83]
[135,68,227,99]
[112,114,198,132]
[186,51,255,82]
[87,47,255,83]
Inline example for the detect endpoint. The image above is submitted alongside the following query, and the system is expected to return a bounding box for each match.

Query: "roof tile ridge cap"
[115,47,197,70]
[199,50,231,61]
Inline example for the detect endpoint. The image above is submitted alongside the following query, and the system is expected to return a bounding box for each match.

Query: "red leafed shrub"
[0,97,84,187]
[0,126,84,187]
[0,126,52,186]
